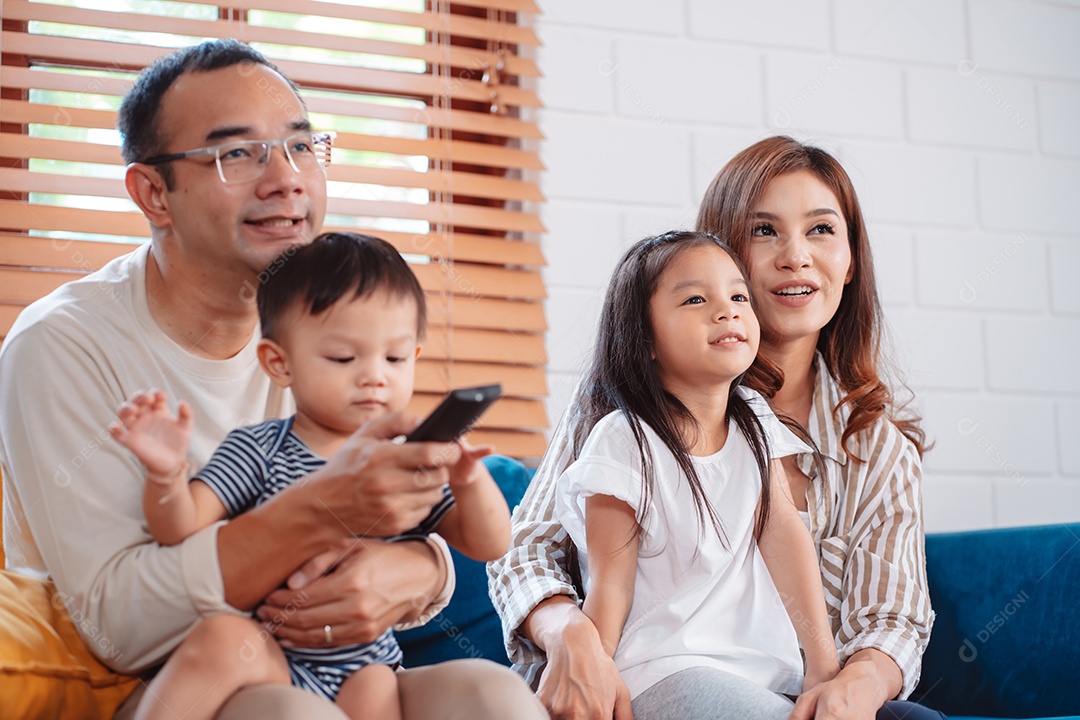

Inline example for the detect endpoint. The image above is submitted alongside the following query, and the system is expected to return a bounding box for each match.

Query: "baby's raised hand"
[109,389,193,481]
[446,440,495,489]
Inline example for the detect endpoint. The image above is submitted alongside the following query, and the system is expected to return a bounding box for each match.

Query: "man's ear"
[258,338,292,388]
[125,163,172,230]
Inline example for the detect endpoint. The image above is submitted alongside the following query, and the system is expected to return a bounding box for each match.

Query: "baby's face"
[280,287,420,436]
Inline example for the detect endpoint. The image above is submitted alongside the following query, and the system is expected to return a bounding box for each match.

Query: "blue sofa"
[399,456,1080,720]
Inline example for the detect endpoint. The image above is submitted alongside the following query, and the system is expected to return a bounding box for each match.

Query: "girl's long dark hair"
[570,231,781,543]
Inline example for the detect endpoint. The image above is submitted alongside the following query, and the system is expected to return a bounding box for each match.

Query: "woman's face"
[743,170,853,349]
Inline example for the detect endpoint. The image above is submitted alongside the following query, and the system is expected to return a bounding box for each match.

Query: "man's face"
[152,63,328,280]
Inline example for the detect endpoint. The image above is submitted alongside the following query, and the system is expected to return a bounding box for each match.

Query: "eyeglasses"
[141,131,336,185]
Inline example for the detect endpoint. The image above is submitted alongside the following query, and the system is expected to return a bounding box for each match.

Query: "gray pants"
[632,667,794,720]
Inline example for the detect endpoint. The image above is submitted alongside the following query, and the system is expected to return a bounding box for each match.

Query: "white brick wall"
[534,0,1080,530]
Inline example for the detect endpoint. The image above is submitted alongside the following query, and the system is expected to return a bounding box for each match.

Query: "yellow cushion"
[0,571,140,719]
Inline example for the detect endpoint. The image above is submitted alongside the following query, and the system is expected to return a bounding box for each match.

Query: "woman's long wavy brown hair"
[695,136,926,459]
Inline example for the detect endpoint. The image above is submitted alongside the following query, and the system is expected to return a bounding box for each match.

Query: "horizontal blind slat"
[214,0,541,46]
[414,359,546,396]
[325,197,543,234]
[0,102,545,169]
[0,158,543,204]
[0,236,546,301]
[2,33,542,107]
[0,230,545,271]
[3,0,540,78]
[0,66,544,140]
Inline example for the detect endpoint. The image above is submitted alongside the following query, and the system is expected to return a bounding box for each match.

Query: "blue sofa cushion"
[912,523,1080,718]
[397,455,533,667]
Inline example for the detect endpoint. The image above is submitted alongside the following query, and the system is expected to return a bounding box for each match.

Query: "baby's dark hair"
[257,232,426,341]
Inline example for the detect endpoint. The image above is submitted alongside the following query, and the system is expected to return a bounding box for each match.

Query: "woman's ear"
[258,338,292,388]
[125,163,173,230]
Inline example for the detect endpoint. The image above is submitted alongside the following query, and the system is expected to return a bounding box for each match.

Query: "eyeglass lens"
[217,134,331,184]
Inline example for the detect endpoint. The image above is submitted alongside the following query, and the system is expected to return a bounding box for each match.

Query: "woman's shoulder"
[814,356,921,466]
[833,410,923,509]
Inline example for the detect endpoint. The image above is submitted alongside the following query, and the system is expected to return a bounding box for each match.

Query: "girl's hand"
[446,440,494,489]
[109,389,193,480]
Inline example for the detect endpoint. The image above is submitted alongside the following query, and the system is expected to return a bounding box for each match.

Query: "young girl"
[553,230,839,704]
[109,233,511,720]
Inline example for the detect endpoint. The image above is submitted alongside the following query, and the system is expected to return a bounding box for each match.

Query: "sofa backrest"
[912,522,1080,717]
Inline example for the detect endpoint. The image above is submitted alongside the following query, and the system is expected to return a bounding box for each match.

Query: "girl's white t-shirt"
[555,387,808,700]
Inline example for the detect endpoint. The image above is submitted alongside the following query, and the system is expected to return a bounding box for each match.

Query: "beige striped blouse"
[487,355,934,699]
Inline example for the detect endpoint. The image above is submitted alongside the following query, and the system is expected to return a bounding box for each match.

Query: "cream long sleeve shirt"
[0,244,452,673]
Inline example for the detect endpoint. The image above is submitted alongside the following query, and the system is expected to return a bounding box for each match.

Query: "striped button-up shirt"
[488,356,934,699]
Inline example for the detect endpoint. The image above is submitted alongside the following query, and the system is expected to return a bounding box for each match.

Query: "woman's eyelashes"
[751,221,836,237]
[751,222,776,238]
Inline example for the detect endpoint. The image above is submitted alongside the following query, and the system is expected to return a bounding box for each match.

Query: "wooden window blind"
[0,0,548,458]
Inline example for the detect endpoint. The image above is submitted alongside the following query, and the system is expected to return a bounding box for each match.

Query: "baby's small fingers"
[108,422,129,445]
[177,402,195,430]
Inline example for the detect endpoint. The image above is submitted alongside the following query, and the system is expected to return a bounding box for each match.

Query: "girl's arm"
[435,442,511,561]
[580,493,639,658]
[758,458,840,690]
[110,389,228,545]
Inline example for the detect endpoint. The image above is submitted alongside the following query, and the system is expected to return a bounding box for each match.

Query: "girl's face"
[743,170,853,348]
[649,244,760,400]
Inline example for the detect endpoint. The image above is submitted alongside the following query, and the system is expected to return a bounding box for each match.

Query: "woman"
[488,136,937,720]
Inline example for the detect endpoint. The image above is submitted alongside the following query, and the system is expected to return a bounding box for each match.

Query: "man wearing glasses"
[0,40,545,720]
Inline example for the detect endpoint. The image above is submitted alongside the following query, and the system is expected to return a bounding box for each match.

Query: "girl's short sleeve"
[739,386,812,459]
[554,413,664,553]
